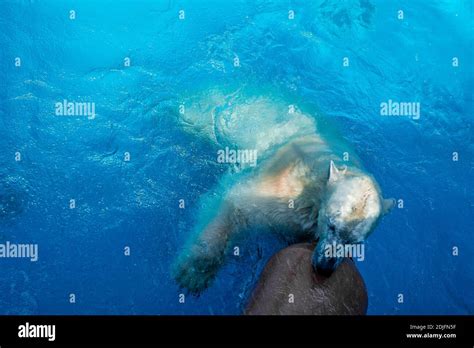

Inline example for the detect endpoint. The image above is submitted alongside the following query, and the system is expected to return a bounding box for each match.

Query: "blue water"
[0,0,472,315]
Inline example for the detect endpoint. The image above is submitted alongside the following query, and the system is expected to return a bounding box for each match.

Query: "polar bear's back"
[178,85,318,160]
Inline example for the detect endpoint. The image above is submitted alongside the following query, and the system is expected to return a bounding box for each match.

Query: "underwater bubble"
[0,177,28,220]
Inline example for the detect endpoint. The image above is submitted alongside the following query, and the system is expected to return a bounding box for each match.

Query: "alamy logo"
[324,242,365,262]
[217,147,258,167]
[55,99,96,119]
[380,99,420,120]
[18,322,56,341]
[0,241,38,262]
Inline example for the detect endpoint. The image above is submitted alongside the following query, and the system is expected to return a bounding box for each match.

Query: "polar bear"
[172,85,394,294]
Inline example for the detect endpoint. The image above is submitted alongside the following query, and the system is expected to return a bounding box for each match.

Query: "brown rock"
[244,243,368,315]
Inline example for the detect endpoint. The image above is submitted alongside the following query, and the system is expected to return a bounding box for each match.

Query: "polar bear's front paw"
[173,251,222,295]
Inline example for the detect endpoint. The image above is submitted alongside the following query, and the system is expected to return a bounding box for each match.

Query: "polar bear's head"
[313,160,394,275]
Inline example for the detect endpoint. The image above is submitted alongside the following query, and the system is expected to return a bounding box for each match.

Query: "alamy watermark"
[18,322,55,341]
[55,99,96,120]
[380,99,420,120]
[324,242,365,262]
[217,147,258,167]
[0,241,38,262]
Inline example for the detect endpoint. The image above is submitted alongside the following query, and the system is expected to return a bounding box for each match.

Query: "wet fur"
[173,135,366,294]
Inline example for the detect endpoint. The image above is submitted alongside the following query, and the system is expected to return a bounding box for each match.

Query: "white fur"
[324,173,382,242]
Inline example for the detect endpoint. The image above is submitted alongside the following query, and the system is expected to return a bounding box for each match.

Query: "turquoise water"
[0,0,472,314]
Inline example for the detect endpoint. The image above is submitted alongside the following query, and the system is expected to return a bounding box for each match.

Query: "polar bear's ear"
[328,160,346,183]
[382,198,396,215]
